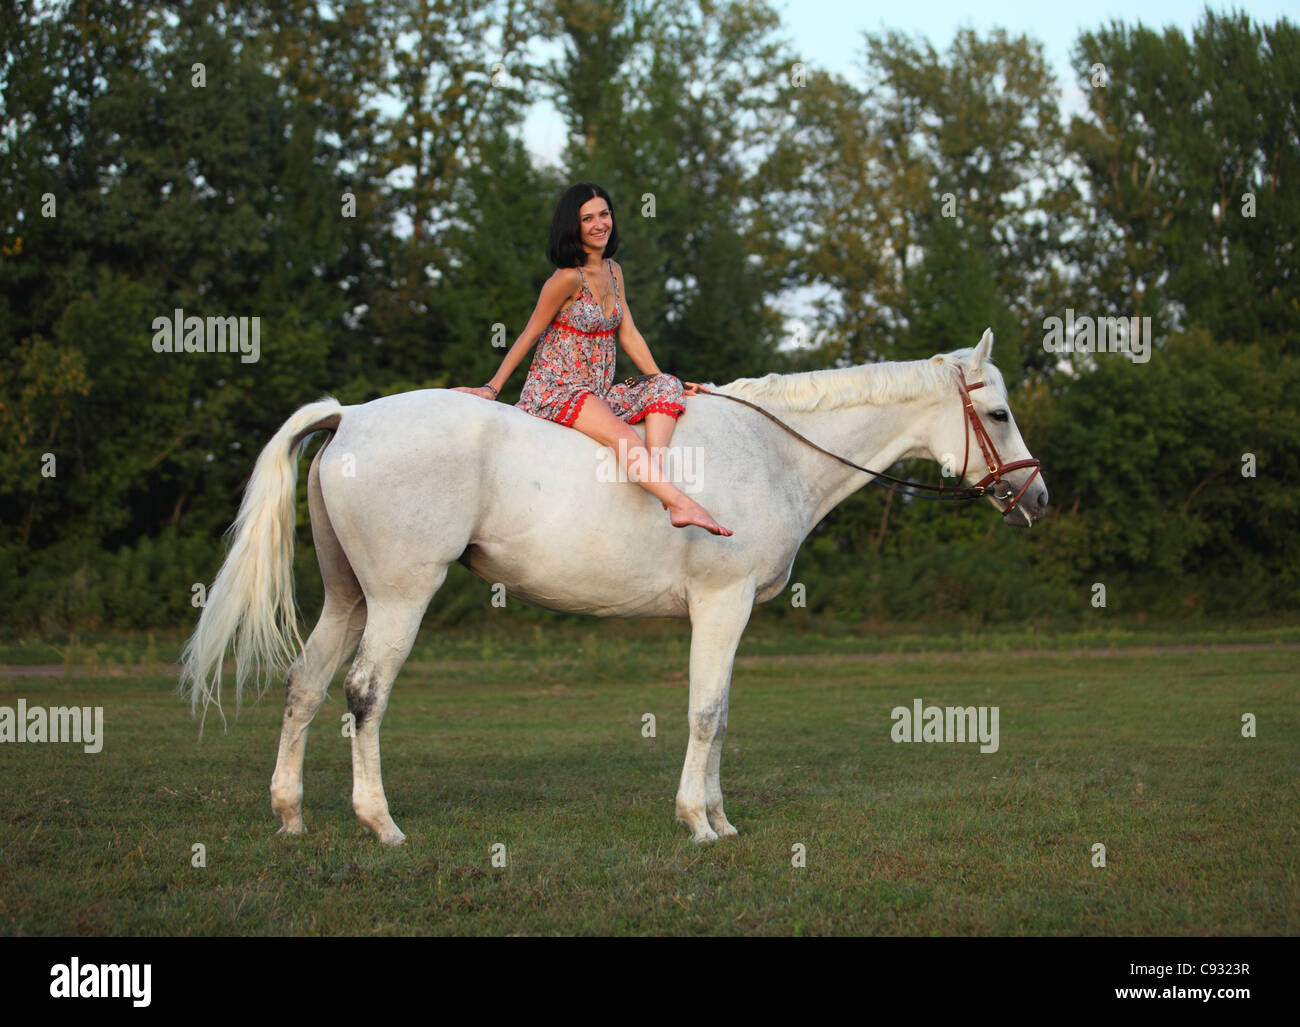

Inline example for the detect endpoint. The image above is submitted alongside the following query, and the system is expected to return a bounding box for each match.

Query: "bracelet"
[483,384,499,398]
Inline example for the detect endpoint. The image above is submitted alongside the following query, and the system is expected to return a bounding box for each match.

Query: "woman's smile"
[580,197,612,250]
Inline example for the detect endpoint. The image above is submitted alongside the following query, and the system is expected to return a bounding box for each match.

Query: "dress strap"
[562,265,590,322]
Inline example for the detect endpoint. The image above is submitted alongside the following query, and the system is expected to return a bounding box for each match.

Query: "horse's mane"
[711,350,1004,411]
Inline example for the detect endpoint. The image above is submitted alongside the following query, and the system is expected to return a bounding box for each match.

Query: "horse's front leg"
[677,587,753,842]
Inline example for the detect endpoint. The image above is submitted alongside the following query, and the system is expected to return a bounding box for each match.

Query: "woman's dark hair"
[547,182,619,267]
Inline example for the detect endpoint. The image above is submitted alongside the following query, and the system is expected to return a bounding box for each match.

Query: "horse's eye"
[991,410,1009,423]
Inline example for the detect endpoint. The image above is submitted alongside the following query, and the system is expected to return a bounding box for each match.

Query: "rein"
[687,373,1042,514]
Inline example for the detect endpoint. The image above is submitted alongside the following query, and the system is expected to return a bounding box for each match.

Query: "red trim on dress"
[627,401,685,424]
[554,319,615,338]
[557,390,592,426]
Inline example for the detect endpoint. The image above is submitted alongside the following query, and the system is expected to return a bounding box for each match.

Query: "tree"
[766,27,1079,379]
[1069,8,1299,352]
[542,0,793,382]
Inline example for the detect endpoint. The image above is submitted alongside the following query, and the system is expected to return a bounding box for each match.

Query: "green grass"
[0,644,1296,935]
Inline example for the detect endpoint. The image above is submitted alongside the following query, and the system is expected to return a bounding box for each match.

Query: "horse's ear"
[969,328,994,370]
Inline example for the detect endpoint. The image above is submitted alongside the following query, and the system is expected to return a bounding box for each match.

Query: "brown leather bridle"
[952,373,1043,516]
[689,370,1042,517]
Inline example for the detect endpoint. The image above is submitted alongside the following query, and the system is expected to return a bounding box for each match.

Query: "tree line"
[1,0,1295,632]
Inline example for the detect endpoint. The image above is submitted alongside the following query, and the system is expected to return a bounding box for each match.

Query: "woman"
[453,183,732,536]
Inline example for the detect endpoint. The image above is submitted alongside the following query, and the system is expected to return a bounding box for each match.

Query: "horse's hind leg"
[271,601,363,833]
[344,586,439,846]
[270,447,366,835]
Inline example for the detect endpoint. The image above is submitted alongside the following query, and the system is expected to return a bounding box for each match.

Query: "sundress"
[515,259,686,427]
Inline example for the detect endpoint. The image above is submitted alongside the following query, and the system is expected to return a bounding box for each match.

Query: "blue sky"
[522,0,1294,164]
[774,0,1293,88]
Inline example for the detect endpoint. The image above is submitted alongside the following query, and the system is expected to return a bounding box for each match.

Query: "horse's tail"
[179,397,344,729]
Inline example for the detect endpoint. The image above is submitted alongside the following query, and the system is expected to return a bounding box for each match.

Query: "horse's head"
[926,329,1049,527]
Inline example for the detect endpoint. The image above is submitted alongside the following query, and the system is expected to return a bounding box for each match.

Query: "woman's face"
[578,196,613,257]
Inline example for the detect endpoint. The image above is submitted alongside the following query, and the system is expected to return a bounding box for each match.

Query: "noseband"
[692,370,1042,516]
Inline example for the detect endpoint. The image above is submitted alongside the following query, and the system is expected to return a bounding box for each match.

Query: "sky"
[521,0,1295,165]
[773,0,1294,87]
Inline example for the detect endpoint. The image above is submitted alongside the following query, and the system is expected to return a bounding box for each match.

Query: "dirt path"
[2,641,1296,677]
[734,641,1300,666]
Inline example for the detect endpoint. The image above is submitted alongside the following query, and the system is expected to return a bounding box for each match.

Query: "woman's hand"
[682,381,705,397]
[452,386,498,401]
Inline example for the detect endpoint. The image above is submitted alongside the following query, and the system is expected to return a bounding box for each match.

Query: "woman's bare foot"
[667,496,733,536]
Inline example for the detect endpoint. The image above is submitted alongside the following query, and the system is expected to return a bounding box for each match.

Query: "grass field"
[4,618,1300,668]
[1,635,1296,935]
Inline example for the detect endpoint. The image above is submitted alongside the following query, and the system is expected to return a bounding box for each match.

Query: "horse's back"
[315,387,803,616]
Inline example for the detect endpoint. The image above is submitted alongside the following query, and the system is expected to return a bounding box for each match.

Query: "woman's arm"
[454,268,581,398]
[609,262,706,395]
[610,262,663,375]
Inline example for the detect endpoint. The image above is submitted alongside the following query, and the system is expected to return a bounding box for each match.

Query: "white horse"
[180,329,1048,844]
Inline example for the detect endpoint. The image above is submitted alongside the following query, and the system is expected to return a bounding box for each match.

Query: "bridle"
[688,369,1042,517]
[952,374,1043,515]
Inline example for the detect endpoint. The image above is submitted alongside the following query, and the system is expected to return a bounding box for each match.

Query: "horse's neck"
[771,395,938,529]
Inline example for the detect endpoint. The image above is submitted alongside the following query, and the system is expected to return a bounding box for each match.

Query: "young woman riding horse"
[453,182,732,536]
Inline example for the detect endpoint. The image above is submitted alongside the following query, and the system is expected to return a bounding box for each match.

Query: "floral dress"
[516,259,686,427]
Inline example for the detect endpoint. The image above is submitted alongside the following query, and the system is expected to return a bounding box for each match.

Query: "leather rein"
[686,371,1042,515]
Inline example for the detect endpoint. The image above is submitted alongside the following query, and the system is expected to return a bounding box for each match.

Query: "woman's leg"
[643,410,675,470]
[642,411,676,509]
[571,396,732,536]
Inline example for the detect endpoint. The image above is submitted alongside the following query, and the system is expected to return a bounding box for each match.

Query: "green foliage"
[0,1,1294,635]
[1069,9,1300,349]
[545,0,790,381]
[1030,332,1300,613]
[765,25,1078,375]
[0,528,215,633]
